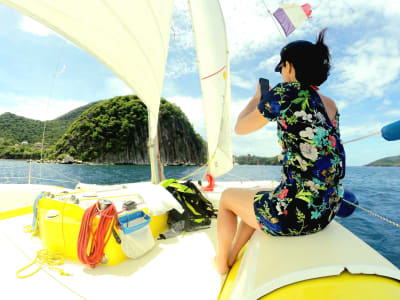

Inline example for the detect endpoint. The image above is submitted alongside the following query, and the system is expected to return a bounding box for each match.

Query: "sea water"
[0,159,399,268]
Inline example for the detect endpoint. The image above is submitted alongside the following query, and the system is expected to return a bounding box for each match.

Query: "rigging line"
[39,39,66,181]
[343,131,380,144]
[261,0,287,43]
[37,163,80,184]
[2,231,85,299]
[30,176,78,184]
[342,199,400,229]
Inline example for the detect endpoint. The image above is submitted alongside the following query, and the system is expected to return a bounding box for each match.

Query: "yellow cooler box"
[36,194,168,266]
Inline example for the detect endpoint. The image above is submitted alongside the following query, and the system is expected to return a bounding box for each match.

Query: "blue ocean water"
[1,159,399,268]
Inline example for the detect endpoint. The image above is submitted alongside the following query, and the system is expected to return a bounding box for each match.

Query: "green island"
[366,155,400,167]
[234,154,280,165]
[0,95,206,165]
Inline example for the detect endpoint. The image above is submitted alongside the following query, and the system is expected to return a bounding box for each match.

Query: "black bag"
[161,179,217,232]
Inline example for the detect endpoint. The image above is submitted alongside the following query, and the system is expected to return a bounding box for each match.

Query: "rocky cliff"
[54,95,206,165]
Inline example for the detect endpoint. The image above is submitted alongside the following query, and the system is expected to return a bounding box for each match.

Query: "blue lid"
[119,210,151,234]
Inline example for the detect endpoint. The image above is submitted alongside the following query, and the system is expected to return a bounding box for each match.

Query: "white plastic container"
[118,211,155,259]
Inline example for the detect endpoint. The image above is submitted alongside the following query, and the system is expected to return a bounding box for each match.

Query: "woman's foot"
[213,256,229,275]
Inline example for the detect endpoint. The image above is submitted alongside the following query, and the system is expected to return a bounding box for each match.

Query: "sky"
[0,0,399,166]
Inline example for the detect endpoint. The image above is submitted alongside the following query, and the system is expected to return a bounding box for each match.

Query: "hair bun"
[310,28,331,86]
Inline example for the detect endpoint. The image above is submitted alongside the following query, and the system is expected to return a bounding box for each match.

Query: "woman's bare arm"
[235,83,269,135]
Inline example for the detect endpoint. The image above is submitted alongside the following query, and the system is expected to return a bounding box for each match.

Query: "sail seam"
[201,65,226,80]
[100,0,161,94]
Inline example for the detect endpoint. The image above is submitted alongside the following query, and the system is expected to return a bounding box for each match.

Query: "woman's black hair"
[312,28,331,85]
[282,28,331,86]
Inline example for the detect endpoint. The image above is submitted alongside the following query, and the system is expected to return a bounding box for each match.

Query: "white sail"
[0,0,174,182]
[189,0,233,177]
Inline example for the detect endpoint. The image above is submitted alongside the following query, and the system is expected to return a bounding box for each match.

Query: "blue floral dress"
[254,81,346,236]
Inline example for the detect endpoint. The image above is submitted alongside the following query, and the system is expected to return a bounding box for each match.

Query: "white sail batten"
[189,0,233,177]
[0,0,173,183]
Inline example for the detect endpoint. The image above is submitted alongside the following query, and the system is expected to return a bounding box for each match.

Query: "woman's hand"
[254,83,261,102]
[255,82,272,101]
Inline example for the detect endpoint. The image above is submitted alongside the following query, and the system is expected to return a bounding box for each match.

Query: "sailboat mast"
[148,110,163,184]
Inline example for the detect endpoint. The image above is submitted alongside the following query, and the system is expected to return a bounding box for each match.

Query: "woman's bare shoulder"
[317,92,338,120]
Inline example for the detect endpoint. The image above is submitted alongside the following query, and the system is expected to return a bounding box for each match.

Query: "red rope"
[77,201,117,268]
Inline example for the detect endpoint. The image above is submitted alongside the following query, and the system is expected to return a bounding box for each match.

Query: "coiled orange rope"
[77,201,117,268]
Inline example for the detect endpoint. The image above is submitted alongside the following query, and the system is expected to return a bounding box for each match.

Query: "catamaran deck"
[0,183,399,300]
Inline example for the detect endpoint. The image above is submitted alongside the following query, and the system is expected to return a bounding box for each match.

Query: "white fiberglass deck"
[0,213,223,300]
[0,183,399,300]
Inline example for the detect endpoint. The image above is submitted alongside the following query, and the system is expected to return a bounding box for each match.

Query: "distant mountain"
[234,154,280,165]
[0,101,100,146]
[0,96,207,164]
[367,155,400,166]
[54,101,101,121]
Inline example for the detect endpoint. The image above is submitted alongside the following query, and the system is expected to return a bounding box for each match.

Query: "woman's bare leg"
[214,188,262,274]
[228,221,255,267]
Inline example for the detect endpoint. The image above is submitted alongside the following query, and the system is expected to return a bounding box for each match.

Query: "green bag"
[160,179,217,232]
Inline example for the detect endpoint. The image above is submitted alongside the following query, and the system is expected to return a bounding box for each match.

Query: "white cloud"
[0,92,87,121]
[230,73,254,90]
[340,122,384,141]
[230,98,281,156]
[106,77,133,96]
[165,57,197,79]
[258,54,280,72]
[167,95,206,137]
[219,0,283,61]
[56,64,67,78]
[385,110,400,117]
[336,100,348,111]
[232,127,281,157]
[19,16,53,36]
[167,95,281,156]
[383,99,392,106]
[332,37,400,100]
[308,0,400,30]
[170,0,285,79]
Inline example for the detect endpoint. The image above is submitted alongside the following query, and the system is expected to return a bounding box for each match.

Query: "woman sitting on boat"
[215,29,345,275]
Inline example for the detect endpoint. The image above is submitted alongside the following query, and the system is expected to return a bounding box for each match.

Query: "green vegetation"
[0,138,48,160]
[0,95,206,164]
[366,155,400,167]
[0,101,101,159]
[54,95,206,164]
[234,154,280,165]
[0,104,101,146]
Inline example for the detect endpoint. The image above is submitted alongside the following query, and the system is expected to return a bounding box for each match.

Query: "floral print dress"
[254,81,346,236]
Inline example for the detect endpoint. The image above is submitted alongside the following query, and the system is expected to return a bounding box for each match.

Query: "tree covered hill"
[54,95,206,165]
[366,155,400,166]
[0,101,101,146]
[0,96,206,165]
[234,154,280,165]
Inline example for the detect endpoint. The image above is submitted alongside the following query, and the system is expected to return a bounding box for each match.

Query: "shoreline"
[0,158,204,167]
[1,158,400,167]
